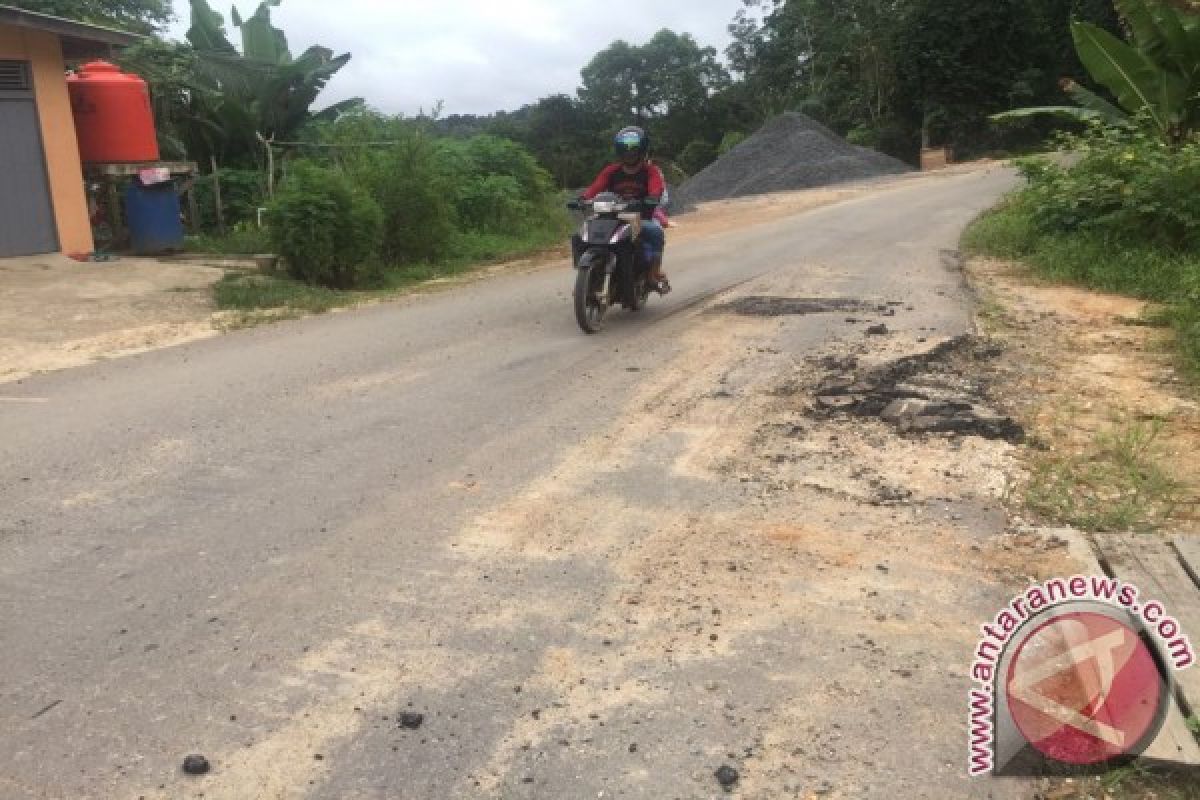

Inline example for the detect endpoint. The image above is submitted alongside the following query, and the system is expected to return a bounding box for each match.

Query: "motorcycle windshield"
[585,218,621,244]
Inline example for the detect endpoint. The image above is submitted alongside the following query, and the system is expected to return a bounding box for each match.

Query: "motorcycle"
[566,192,656,334]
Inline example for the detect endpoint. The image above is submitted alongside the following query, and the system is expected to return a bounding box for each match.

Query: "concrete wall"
[0,26,93,255]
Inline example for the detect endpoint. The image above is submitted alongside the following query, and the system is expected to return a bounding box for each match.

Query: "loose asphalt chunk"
[181,755,210,776]
[811,334,1024,443]
[715,765,741,790]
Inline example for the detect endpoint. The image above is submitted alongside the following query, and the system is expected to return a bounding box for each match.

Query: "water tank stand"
[83,161,197,253]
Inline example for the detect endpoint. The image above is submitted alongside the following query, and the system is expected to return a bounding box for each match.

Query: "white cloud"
[168,0,740,115]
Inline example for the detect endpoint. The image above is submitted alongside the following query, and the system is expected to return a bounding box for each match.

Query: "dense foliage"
[997,0,1200,143]
[967,116,1200,377]
[268,162,383,289]
[9,0,171,34]
[1017,124,1200,249]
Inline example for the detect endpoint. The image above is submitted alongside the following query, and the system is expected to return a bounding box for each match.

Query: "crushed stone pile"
[672,112,911,211]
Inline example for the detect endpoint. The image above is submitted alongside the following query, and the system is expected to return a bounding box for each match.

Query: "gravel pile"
[672,112,911,211]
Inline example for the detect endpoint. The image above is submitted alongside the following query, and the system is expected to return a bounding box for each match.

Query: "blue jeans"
[641,219,665,265]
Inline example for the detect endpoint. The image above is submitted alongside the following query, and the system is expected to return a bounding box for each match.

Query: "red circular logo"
[1006,611,1167,765]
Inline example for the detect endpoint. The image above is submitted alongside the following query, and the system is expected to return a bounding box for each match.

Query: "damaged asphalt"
[0,167,1039,799]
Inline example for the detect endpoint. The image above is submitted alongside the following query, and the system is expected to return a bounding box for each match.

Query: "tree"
[522,95,607,188]
[894,0,1047,151]
[995,0,1200,144]
[184,0,358,168]
[1085,0,1200,141]
[8,0,172,35]
[579,30,729,159]
[727,0,907,152]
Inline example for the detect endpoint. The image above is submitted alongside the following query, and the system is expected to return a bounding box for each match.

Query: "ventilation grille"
[0,61,31,92]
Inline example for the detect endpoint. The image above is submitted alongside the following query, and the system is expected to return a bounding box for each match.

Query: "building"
[0,5,138,258]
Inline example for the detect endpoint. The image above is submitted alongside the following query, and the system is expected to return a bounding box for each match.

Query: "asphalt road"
[0,166,1019,799]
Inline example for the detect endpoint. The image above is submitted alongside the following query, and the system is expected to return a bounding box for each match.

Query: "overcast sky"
[168,1,744,117]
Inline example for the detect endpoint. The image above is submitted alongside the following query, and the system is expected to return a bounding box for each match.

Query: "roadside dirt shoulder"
[967,256,1199,532]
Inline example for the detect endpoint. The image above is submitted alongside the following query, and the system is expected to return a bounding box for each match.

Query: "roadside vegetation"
[969,0,1200,380]
[1020,415,1180,531]
[967,0,1200,542]
[1057,762,1200,800]
[17,0,1145,315]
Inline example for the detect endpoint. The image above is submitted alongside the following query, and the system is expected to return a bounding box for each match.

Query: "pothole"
[715,296,874,317]
[809,335,1025,443]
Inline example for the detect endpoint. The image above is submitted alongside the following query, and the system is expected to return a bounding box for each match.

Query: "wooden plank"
[1174,535,1200,588]
[1061,532,1200,767]
[84,161,197,178]
[1142,705,1200,767]
[1095,535,1200,720]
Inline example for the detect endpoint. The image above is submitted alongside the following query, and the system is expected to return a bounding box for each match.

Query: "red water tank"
[68,61,160,164]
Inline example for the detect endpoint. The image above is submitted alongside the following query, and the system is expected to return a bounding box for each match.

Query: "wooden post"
[106,178,124,250]
[257,132,276,200]
[184,179,201,233]
[210,156,225,235]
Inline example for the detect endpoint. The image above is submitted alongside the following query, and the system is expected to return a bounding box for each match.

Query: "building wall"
[0,26,93,255]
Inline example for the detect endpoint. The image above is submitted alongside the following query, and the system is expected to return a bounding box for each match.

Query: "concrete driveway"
[0,254,223,383]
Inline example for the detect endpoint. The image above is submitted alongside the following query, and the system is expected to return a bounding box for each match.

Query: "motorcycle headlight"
[592,200,617,214]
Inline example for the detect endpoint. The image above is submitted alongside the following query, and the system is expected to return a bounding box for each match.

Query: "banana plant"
[993,0,1200,143]
[185,0,359,166]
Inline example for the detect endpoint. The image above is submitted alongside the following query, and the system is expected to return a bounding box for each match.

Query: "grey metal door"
[0,60,58,257]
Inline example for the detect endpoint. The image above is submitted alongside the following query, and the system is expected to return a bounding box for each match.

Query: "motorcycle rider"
[580,126,670,294]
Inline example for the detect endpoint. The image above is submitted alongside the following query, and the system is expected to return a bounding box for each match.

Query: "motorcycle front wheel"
[574,261,608,334]
[629,273,650,312]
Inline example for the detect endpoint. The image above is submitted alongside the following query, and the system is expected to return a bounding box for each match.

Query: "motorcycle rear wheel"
[574,262,607,334]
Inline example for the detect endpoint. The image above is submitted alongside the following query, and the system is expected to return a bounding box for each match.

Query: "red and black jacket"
[582,161,666,219]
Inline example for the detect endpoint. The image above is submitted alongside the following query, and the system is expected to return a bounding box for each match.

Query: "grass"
[1055,764,1200,800]
[185,226,273,256]
[964,201,1200,381]
[1023,416,1180,532]
[211,225,570,327]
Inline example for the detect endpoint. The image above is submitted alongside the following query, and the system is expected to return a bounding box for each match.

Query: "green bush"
[268,162,384,289]
[297,115,569,268]
[718,131,747,156]
[360,134,458,264]
[437,135,559,234]
[455,174,528,233]
[1016,124,1200,250]
[966,198,1200,380]
[679,140,718,176]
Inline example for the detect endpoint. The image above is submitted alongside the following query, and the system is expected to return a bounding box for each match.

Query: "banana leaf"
[1072,21,1189,136]
[186,0,237,55]
[1115,0,1200,78]
[1065,81,1136,125]
[234,1,292,66]
[990,106,1111,124]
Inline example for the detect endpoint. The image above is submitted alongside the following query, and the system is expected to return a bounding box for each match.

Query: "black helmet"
[614,126,650,162]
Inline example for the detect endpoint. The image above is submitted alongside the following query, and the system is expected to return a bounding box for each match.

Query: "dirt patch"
[968,257,1200,530]
[0,254,226,384]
